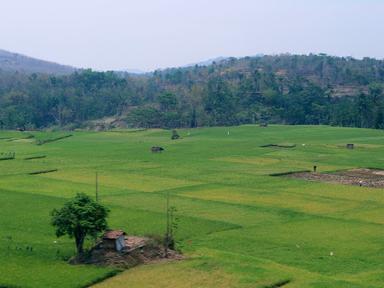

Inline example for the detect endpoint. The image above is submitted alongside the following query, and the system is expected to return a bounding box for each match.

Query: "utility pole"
[95,171,99,202]
[165,191,170,257]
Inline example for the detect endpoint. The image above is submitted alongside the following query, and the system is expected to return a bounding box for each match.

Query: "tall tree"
[51,193,109,256]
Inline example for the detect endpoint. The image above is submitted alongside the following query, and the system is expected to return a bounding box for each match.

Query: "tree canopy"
[51,193,109,256]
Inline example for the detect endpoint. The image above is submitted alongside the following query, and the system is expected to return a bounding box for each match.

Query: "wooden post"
[165,191,170,257]
[95,172,99,202]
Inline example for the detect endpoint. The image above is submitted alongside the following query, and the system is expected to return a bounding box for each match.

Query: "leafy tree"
[51,193,109,256]
[204,77,236,125]
[162,111,180,128]
[158,92,177,112]
[126,107,162,128]
[171,129,180,140]
[190,107,197,128]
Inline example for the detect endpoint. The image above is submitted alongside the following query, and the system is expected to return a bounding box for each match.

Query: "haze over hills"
[0,49,257,75]
[0,49,76,75]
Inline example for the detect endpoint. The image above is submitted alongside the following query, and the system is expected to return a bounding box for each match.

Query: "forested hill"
[0,53,384,130]
[0,49,75,75]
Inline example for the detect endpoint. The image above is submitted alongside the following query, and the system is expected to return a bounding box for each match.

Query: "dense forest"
[1,54,384,130]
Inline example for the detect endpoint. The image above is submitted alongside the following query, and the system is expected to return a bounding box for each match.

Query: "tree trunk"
[75,233,85,256]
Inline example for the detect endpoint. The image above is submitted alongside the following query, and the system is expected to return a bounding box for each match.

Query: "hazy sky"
[1,0,382,71]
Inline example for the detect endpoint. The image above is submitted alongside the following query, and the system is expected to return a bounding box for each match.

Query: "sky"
[0,0,382,71]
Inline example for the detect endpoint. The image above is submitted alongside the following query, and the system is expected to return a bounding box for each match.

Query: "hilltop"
[0,49,75,75]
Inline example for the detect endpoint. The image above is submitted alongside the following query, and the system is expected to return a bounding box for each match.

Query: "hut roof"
[103,230,126,240]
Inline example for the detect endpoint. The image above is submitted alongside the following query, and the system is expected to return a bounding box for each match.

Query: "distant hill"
[0,53,384,130]
[0,49,76,75]
[122,68,148,74]
[183,56,229,68]
[182,54,265,68]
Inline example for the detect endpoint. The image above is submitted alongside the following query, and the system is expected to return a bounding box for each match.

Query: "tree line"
[0,53,384,130]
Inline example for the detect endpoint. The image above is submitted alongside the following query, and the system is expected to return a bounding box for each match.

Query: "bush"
[36,135,72,145]
[0,152,15,161]
[24,155,46,160]
[171,129,180,140]
[28,169,58,175]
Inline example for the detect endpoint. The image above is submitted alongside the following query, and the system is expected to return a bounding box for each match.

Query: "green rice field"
[1,125,384,288]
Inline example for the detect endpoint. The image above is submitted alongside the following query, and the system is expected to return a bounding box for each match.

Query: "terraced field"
[1,125,384,287]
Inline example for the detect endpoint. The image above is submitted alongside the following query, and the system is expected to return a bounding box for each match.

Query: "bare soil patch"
[287,168,384,188]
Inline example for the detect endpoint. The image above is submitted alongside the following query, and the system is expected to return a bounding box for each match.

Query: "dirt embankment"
[71,237,183,269]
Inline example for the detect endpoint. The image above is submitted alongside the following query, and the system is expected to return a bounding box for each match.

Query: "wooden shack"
[151,146,164,153]
[346,144,354,149]
[102,230,126,252]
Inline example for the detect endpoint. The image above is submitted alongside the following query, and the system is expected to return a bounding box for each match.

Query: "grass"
[0,125,384,287]
[92,260,238,288]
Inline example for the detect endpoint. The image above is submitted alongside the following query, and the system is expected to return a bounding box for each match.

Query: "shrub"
[0,152,15,161]
[171,129,180,140]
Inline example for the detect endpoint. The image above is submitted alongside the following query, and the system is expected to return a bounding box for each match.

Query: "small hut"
[151,146,164,153]
[102,230,126,252]
[346,144,354,149]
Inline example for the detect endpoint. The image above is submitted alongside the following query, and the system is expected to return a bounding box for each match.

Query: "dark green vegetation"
[51,193,109,256]
[1,54,384,129]
[0,152,15,161]
[1,125,384,287]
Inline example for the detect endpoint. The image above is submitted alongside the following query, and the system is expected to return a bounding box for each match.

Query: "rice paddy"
[0,125,384,287]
